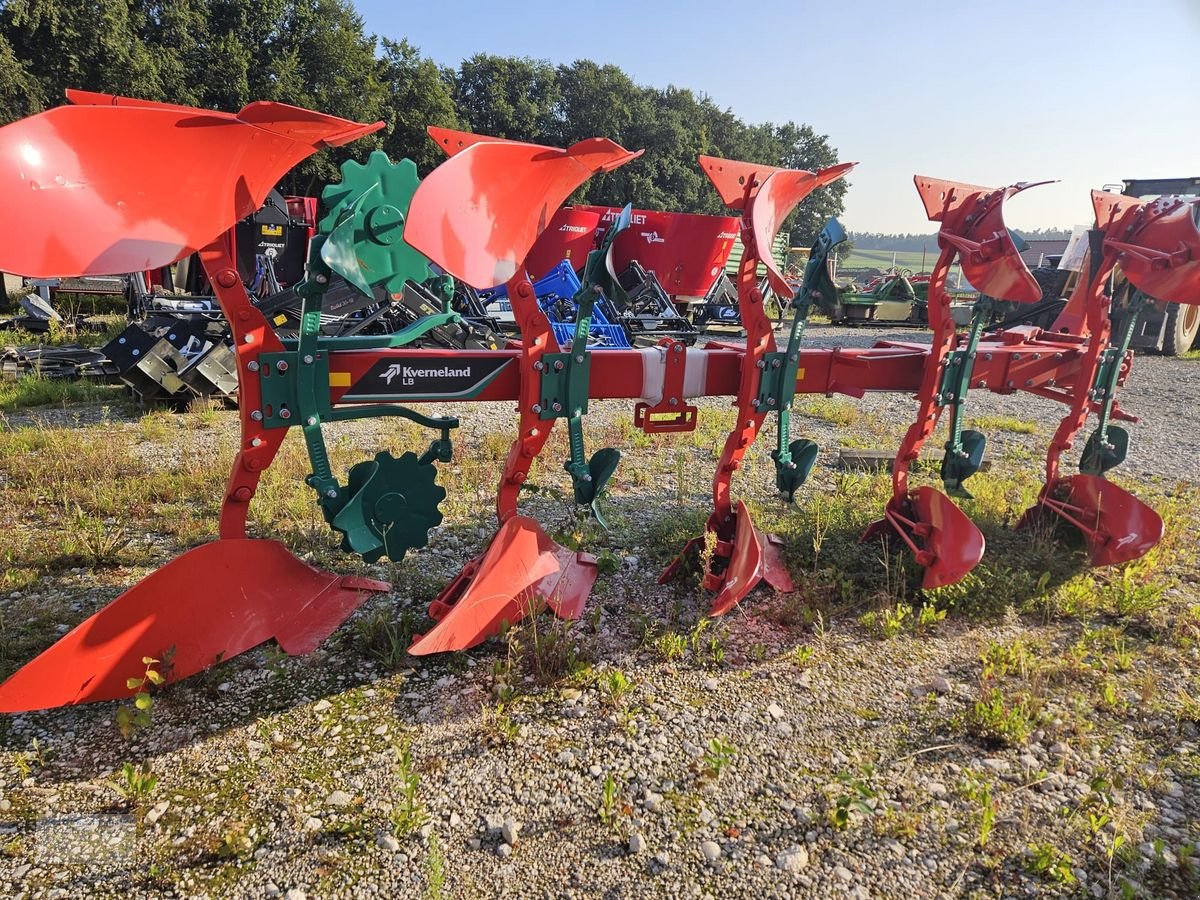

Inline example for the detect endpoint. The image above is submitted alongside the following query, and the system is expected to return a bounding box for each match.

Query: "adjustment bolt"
[247,360,260,372]
[531,404,542,413]
[984,353,992,361]
[673,344,683,353]
[325,488,338,499]
[756,360,766,369]
[250,410,263,421]
[250,437,263,447]
[554,360,564,371]
[533,361,544,371]
[279,408,291,420]
[277,360,289,372]
[552,402,562,412]
[306,416,317,426]
[669,397,678,406]
[751,399,761,408]
[767,397,776,406]
[575,355,584,363]
[789,353,798,362]
[316,274,328,284]
[772,359,781,368]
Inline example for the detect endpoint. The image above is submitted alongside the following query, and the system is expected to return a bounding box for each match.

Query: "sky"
[355,0,1200,234]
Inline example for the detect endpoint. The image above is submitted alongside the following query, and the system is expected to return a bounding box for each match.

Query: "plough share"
[0,94,1197,712]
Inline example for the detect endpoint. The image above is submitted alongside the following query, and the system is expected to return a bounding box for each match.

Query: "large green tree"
[453,53,559,143]
[377,37,461,174]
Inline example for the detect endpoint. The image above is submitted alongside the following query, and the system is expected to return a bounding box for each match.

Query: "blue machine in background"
[481,261,633,350]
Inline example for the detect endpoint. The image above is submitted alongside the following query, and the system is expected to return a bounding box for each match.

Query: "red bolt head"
[238,310,250,321]
[216,269,239,288]
[517,282,533,298]
[232,486,253,503]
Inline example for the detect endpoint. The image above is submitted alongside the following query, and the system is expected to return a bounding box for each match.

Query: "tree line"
[849,227,1072,252]
[0,0,847,244]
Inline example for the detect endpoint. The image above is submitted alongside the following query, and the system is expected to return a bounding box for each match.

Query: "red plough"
[0,93,1198,712]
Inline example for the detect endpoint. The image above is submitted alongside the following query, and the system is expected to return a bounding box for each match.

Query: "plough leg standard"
[0,94,1197,712]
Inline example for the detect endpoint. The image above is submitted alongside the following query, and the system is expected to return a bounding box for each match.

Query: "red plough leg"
[403,133,642,653]
[1017,189,1199,564]
[662,157,850,615]
[863,176,1046,588]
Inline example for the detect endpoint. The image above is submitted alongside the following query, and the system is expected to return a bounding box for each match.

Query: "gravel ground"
[0,326,1198,899]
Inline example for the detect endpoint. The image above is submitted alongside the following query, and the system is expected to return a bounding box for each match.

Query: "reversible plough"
[0,93,1197,712]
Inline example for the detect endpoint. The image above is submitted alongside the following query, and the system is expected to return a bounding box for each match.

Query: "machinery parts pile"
[0,94,1196,713]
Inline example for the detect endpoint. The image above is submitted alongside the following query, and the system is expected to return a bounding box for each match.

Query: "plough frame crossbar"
[0,94,1198,712]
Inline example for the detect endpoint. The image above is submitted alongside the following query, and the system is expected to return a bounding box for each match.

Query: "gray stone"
[775,846,809,873]
[326,790,352,807]
[629,833,647,854]
[501,818,521,845]
[378,833,400,852]
[700,840,721,862]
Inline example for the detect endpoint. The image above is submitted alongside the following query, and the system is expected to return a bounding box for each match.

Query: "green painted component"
[326,450,446,563]
[1080,292,1146,476]
[938,296,993,497]
[726,230,789,278]
[265,158,459,563]
[319,150,431,297]
[320,311,461,350]
[775,438,819,501]
[536,352,580,420]
[770,218,845,500]
[256,350,328,428]
[846,276,927,305]
[548,206,631,520]
[1080,425,1128,475]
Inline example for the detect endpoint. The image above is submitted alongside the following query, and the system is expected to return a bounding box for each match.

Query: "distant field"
[839,248,937,272]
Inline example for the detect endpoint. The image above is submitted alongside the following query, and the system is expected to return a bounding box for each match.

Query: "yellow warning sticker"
[273,314,288,326]
[261,224,283,237]
[329,372,351,387]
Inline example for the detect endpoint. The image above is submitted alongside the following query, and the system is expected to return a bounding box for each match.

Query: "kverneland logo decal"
[382,364,472,385]
[347,356,513,400]
[641,231,666,244]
